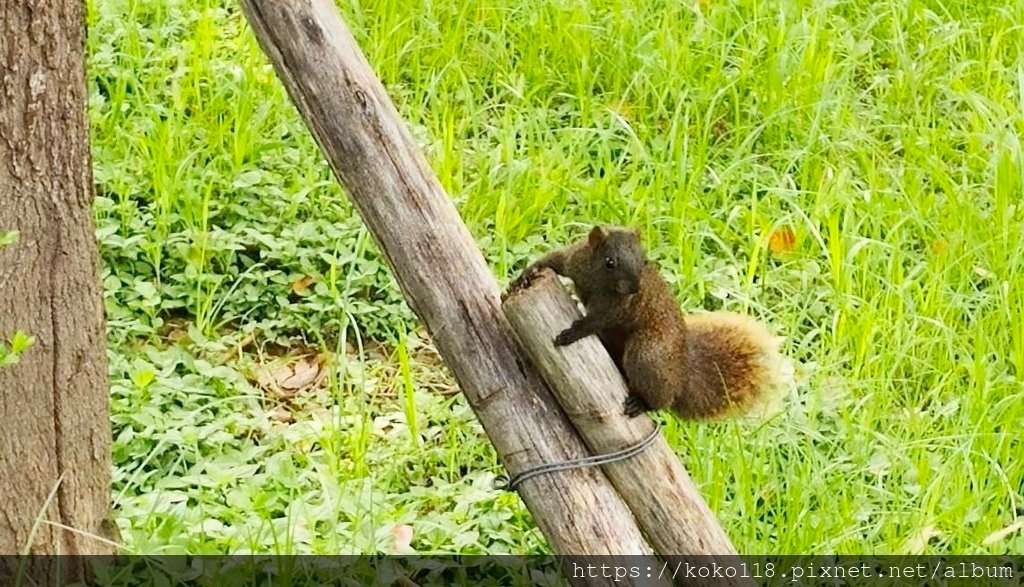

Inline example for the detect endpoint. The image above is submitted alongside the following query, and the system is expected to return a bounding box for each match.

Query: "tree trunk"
[238,0,665,575]
[0,0,114,565]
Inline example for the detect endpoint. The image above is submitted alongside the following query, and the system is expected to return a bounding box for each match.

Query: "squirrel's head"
[586,225,647,295]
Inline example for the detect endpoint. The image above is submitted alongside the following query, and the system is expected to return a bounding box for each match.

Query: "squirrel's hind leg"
[623,394,649,417]
[621,336,678,413]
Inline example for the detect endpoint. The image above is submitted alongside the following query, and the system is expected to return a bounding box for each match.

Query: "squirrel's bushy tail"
[675,311,789,420]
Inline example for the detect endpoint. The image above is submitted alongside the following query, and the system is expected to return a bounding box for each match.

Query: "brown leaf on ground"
[391,524,414,551]
[768,227,796,255]
[982,518,1024,546]
[281,357,319,390]
[158,316,192,344]
[291,275,314,294]
[252,354,327,401]
[267,405,293,424]
[902,525,942,554]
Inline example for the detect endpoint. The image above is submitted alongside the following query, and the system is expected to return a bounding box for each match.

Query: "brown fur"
[677,311,784,419]
[512,225,784,421]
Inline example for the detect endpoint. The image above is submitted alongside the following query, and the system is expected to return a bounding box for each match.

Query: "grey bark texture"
[238,1,669,580]
[503,270,754,587]
[0,0,115,567]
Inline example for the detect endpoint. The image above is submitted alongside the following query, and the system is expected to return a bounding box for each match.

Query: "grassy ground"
[89,0,1024,554]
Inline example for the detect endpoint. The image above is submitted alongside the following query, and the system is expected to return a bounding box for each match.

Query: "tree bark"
[0,0,114,565]
[503,271,753,587]
[238,0,664,578]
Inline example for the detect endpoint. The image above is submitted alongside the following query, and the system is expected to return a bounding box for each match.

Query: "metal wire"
[506,424,661,490]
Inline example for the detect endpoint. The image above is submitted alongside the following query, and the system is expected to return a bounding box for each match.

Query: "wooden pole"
[503,271,754,587]
[237,0,667,579]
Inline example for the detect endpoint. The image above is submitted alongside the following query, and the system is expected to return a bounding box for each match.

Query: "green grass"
[89,0,1024,554]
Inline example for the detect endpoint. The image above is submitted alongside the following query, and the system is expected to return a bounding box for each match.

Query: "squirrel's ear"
[588,225,607,246]
[632,226,641,238]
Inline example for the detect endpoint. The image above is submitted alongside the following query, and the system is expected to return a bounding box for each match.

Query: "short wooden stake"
[503,270,755,587]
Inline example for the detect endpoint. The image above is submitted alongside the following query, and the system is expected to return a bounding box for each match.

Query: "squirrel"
[510,225,785,421]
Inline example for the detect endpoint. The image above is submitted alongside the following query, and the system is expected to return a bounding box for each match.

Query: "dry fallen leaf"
[902,525,942,554]
[280,358,320,390]
[390,524,414,553]
[267,405,293,424]
[982,518,1024,546]
[291,276,314,294]
[308,405,333,422]
[252,355,328,401]
[974,265,995,280]
[768,227,796,255]
[253,365,286,391]
[158,317,192,344]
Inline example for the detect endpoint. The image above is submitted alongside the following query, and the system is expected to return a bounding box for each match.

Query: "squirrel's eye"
[604,257,616,269]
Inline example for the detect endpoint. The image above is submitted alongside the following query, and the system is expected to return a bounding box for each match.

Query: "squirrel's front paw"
[509,266,540,292]
[553,328,576,347]
[623,395,647,418]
